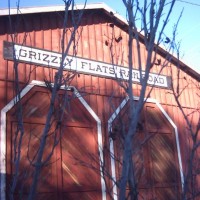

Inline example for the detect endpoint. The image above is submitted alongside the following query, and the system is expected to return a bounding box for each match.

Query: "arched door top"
[108,96,184,200]
[0,80,106,200]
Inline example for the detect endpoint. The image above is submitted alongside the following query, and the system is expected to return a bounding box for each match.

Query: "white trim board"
[108,97,184,200]
[0,2,127,26]
[0,80,106,200]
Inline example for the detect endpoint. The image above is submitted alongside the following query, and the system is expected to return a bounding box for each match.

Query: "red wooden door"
[6,86,102,199]
[112,102,181,200]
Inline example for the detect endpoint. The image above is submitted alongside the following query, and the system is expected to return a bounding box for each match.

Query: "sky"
[0,0,200,73]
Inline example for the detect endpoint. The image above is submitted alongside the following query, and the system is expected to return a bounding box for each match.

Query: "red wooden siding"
[0,6,199,200]
[1,10,198,108]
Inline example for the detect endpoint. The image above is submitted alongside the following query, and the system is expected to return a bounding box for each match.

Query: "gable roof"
[0,3,199,81]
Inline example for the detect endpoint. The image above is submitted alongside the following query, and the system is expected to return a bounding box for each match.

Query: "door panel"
[60,126,101,192]
[10,122,57,197]
[150,133,177,184]
[62,191,102,200]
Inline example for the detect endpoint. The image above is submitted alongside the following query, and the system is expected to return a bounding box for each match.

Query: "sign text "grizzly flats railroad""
[3,41,171,88]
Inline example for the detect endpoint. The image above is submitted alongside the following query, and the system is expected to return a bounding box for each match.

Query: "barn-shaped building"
[0,3,199,200]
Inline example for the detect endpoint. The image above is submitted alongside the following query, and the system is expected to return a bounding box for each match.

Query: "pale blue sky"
[1,0,200,73]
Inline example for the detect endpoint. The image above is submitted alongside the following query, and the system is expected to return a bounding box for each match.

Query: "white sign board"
[3,42,171,88]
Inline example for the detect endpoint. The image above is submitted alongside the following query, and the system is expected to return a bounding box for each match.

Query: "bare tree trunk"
[27,1,86,198]
[118,1,176,199]
[170,67,200,200]
[6,0,86,199]
[7,1,28,198]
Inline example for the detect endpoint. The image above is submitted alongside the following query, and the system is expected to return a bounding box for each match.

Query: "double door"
[112,102,181,199]
[6,87,102,199]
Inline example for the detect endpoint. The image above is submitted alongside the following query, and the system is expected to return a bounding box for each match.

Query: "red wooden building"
[0,3,199,200]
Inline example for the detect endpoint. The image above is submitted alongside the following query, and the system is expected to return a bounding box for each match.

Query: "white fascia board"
[0,2,125,24]
[0,2,128,26]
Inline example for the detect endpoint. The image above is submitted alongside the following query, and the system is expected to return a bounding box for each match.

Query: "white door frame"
[108,96,184,200]
[0,80,106,200]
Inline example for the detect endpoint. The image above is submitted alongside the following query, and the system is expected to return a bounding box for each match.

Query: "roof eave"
[1,3,199,80]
